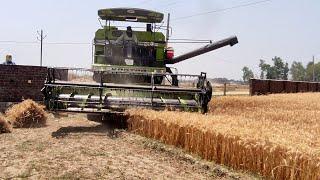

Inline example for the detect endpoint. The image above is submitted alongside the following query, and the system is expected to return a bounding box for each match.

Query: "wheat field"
[126,93,320,179]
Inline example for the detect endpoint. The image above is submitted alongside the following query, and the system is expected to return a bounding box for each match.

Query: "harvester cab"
[93,8,171,84]
[42,8,238,114]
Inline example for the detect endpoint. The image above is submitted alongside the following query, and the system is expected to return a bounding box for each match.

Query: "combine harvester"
[42,8,238,116]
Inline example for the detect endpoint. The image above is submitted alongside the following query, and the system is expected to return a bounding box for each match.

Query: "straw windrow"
[0,115,12,133]
[5,100,48,128]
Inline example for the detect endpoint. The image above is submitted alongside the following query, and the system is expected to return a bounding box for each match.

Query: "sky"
[0,0,319,80]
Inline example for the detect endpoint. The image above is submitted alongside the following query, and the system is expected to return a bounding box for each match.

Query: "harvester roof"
[98,8,164,23]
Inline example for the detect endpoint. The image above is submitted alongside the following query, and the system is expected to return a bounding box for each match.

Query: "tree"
[259,59,270,79]
[271,56,289,80]
[290,61,306,81]
[258,57,289,80]
[283,62,289,80]
[266,66,277,79]
[242,66,254,83]
[305,61,320,81]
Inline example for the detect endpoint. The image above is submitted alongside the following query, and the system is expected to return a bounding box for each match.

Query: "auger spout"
[166,36,238,64]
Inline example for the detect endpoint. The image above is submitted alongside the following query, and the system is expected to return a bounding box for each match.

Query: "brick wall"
[0,65,47,102]
[250,79,320,95]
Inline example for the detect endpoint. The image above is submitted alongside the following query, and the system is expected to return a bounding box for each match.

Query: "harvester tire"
[202,104,208,114]
[200,81,212,114]
[86,114,103,122]
[206,81,213,101]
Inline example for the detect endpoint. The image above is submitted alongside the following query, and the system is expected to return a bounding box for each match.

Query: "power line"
[172,0,272,21]
[0,40,214,45]
[148,0,182,14]
[159,1,180,8]
[157,0,181,10]
[45,42,91,45]
[131,0,154,7]
[170,38,212,41]
[0,41,91,45]
[169,41,211,44]
[0,41,37,44]
[0,41,213,45]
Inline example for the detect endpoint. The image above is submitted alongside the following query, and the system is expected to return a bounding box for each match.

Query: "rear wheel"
[103,113,128,129]
[86,113,128,128]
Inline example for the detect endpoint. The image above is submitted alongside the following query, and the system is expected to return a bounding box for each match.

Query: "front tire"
[86,114,103,122]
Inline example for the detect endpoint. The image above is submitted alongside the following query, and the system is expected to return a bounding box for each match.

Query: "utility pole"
[223,83,227,96]
[313,55,315,81]
[37,30,47,66]
[166,13,170,45]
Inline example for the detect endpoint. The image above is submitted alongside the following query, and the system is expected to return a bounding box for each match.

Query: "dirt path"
[0,113,258,179]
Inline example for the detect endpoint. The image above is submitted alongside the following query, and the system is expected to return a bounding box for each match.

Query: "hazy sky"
[0,0,319,79]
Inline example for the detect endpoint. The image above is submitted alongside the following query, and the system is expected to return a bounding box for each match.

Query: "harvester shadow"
[52,112,69,119]
[51,114,128,139]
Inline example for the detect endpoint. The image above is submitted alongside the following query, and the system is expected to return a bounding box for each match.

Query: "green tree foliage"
[290,61,306,81]
[259,57,289,80]
[242,66,254,83]
[273,56,289,80]
[259,59,270,79]
[305,62,320,81]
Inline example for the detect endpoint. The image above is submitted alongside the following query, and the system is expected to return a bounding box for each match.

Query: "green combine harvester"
[42,8,238,115]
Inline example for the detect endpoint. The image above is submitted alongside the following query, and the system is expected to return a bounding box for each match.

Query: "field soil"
[0,113,256,179]
[213,84,249,96]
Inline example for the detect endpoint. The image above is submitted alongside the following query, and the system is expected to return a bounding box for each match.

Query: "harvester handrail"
[45,82,203,93]
[47,67,205,78]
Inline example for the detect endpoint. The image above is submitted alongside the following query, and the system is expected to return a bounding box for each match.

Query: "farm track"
[0,113,255,179]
